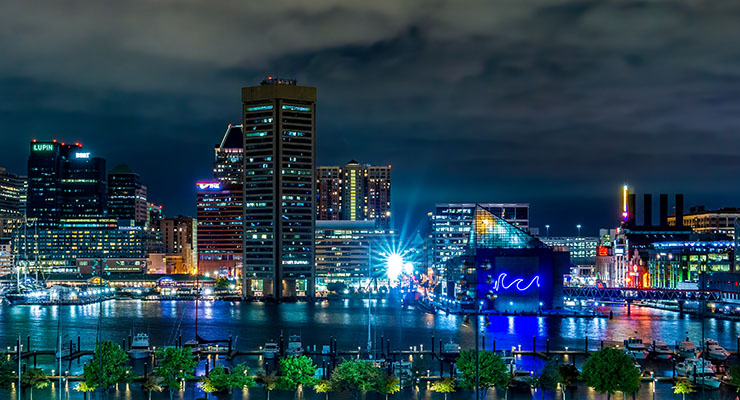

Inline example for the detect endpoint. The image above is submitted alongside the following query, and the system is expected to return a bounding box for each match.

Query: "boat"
[705,343,730,361]
[679,339,697,358]
[441,340,460,359]
[286,335,304,357]
[648,341,673,359]
[496,350,517,375]
[623,337,649,360]
[676,358,715,377]
[262,342,279,359]
[127,333,151,360]
[687,371,722,390]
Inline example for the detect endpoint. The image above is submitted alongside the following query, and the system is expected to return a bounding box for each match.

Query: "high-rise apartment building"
[241,77,316,299]
[316,161,391,228]
[108,164,148,224]
[27,140,106,228]
[197,182,242,277]
[0,167,26,238]
[430,203,530,275]
[160,215,197,274]
[214,124,244,185]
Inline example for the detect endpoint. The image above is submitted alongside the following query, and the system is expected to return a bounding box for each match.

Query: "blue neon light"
[491,273,540,292]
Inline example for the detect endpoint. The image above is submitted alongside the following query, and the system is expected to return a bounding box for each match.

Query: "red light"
[61,142,65,145]
[32,139,37,143]
[597,246,609,257]
[52,139,57,143]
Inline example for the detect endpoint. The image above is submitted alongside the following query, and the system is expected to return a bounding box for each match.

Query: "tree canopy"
[153,347,197,399]
[0,359,14,391]
[456,349,510,391]
[82,341,131,392]
[329,360,384,399]
[201,364,255,393]
[581,347,641,396]
[21,367,49,389]
[278,355,318,390]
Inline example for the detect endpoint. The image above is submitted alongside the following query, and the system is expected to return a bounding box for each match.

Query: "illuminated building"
[314,220,398,290]
[541,237,599,265]
[668,206,740,236]
[160,216,197,274]
[196,182,242,277]
[107,164,148,224]
[0,238,12,274]
[147,202,164,228]
[437,206,569,312]
[0,167,26,238]
[241,77,316,299]
[214,124,244,185]
[430,203,529,275]
[27,140,106,228]
[648,239,734,289]
[316,161,391,228]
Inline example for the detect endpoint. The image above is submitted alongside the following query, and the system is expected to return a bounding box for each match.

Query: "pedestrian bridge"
[563,286,721,302]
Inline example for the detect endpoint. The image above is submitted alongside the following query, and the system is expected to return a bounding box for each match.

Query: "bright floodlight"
[403,262,414,275]
[387,253,404,281]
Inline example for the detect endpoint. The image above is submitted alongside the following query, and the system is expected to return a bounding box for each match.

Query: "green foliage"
[215,277,230,289]
[558,363,579,387]
[329,360,384,399]
[0,359,14,391]
[378,374,400,396]
[83,341,131,392]
[141,376,163,393]
[729,365,740,392]
[258,370,279,392]
[278,355,318,390]
[581,347,641,395]
[201,364,255,393]
[153,347,197,396]
[673,378,695,395]
[314,379,332,393]
[74,381,96,392]
[430,377,456,394]
[537,359,559,392]
[455,349,510,390]
[21,367,49,389]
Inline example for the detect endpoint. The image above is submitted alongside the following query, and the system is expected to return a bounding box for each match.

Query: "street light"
[576,224,582,237]
[545,225,550,237]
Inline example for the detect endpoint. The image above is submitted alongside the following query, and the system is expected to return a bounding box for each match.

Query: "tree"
[581,347,641,400]
[153,347,198,400]
[430,377,456,400]
[82,340,131,398]
[729,365,740,391]
[558,363,580,400]
[456,349,509,395]
[314,379,332,400]
[673,378,695,400]
[329,360,384,399]
[377,374,400,400]
[21,367,48,400]
[141,376,163,400]
[74,381,96,393]
[537,360,559,399]
[216,277,230,289]
[257,370,279,400]
[0,359,14,391]
[201,364,255,397]
[278,355,318,392]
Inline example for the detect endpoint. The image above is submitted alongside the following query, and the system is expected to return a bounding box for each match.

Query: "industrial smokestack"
[628,193,636,227]
[660,194,668,227]
[643,194,652,227]
[676,194,684,227]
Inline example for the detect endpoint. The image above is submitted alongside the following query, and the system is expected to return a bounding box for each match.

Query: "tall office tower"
[147,202,164,229]
[316,162,391,228]
[0,168,26,237]
[108,164,148,224]
[27,140,106,228]
[214,124,244,185]
[197,182,242,277]
[316,166,341,221]
[242,77,316,299]
[160,215,197,274]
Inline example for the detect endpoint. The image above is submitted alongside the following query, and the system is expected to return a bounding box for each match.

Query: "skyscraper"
[108,164,148,224]
[241,77,316,299]
[316,162,391,228]
[0,167,26,238]
[214,124,244,185]
[27,140,106,228]
[197,182,242,277]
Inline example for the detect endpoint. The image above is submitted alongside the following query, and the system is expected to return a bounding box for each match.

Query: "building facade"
[541,236,599,266]
[241,78,316,299]
[0,167,26,238]
[107,164,148,224]
[160,216,197,275]
[430,203,530,275]
[214,124,244,185]
[648,239,734,289]
[668,207,740,237]
[197,182,242,277]
[316,161,391,228]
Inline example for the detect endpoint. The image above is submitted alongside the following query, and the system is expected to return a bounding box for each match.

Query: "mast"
[195,262,199,342]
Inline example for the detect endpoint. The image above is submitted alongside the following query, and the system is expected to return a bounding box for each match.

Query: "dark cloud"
[1,0,740,235]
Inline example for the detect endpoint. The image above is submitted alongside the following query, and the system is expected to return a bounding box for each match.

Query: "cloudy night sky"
[2,0,740,236]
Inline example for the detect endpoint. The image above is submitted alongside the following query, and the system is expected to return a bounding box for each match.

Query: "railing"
[563,286,721,301]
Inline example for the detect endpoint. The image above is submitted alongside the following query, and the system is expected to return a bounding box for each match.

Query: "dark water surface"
[1,299,738,399]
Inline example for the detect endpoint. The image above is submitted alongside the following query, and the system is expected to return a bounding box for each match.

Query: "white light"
[387,253,404,281]
[403,262,414,275]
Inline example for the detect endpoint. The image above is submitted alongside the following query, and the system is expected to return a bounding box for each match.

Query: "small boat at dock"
[127,333,151,360]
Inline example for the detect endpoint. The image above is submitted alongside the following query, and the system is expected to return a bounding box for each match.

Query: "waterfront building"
[668,206,740,236]
[314,220,398,291]
[107,164,148,224]
[241,77,316,299]
[541,236,599,266]
[77,257,147,274]
[160,216,197,275]
[27,140,106,228]
[197,182,242,278]
[430,203,530,276]
[647,238,734,289]
[0,238,12,274]
[438,205,569,312]
[41,272,215,289]
[0,167,26,238]
[316,161,391,228]
[214,124,244,185]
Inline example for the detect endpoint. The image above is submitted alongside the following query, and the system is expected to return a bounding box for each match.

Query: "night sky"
[2,1,740,236]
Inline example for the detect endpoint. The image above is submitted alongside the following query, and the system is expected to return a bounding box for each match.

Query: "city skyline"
[2,2,740,235]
